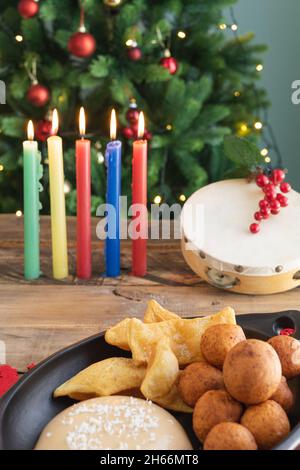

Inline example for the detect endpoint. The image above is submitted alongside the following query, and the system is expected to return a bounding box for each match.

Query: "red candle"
[76,107,91,279]
[132,112,148,276]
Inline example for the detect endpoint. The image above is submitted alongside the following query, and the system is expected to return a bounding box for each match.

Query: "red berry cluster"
[249,169,292,234]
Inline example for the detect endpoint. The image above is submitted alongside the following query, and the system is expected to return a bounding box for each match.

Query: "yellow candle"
[47,109,68,279]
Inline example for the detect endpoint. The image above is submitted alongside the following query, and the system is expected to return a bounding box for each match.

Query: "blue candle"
[105,109,122,277]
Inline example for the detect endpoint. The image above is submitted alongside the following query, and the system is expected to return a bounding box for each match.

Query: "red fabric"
[0,365,19,397]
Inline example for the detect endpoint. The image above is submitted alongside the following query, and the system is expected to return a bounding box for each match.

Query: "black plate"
[0,311,300,450]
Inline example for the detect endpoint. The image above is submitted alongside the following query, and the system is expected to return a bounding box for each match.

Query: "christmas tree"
[0,0,269,214]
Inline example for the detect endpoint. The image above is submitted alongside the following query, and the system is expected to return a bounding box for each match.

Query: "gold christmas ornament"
[103,0,122,7]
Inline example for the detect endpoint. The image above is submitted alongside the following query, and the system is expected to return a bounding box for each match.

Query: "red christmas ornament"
[256,173,269,188]
[27,83,50,107]
[270,168,286,185]
[249,223,260,234]
[122,126,134,139]
[18,0,39,19]
[0,365,18,397]
[36,119,52,142]
[160,49,178,75]
[277,193,289,207]
[68,31,96,58]
[126,100,139,124]
[280,182,291,193]
[254,211,263,221]
[127,46,142,61]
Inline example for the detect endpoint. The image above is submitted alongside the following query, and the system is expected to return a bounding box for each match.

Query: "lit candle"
[23,120,40,280]
[47,109,68,279]
[76,107,91,279]
[132,112,148,276]
[105,109,122,277]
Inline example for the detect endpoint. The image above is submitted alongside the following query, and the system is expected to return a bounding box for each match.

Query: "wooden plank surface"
[0,214,300,371]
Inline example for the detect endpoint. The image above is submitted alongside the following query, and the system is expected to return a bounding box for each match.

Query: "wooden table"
[1,214,300,372]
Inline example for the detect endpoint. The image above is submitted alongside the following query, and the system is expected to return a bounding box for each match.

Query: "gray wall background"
[230,0,299,189]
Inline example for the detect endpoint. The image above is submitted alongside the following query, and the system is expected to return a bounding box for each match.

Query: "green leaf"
[21,18,44,51]
[54,29,71,49]
[39,0,57,21]
[89,55,113,78]
[9,73,30,100]
[0,116,25,138]
[224,135,264,167]
[144,65,171,83]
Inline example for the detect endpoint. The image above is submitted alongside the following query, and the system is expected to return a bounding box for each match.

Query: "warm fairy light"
[234,91,241,97]
[138,112,145,139]
[0,164,4,172]
[110,109,117,140]
[256,64,264,72]
[27,120,34,141]
[177,31,186,39]
[64,181,71,194]
[16,210,22,217]
[261,148,269,157]
[79,106,86,136]
[153,195,162,204]
[179,194,186,202]
[231,24,238,31]
[166,124,172,131]
[15,35,23,42]
[97,152,104,164]
[219,23,227,30]
[240,124,248,133]
[254,121,263,130]
[265,156,271,163]
[52,109,59,135]
[126,38,137,47]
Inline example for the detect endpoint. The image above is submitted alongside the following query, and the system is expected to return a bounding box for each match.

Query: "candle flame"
[110,109,117,140]
[79,106,86,136]
[27,120,34,141]
[138,112,145,139]
[51,109,59,135]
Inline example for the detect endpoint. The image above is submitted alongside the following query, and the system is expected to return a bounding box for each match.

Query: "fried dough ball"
[223,339,282,404]
[270,376,294,413]
[178,362,225,407]
[192,390,243,442]
[201,324,246,369]
[203,422,257,450]
[267,335,300,379]
[241,400,290,449]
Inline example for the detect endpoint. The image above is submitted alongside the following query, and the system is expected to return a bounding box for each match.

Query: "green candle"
[23,120,40,280]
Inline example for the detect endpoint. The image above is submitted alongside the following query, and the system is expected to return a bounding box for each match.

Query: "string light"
[179,194,186,202]
[64,181,71,194]
[254,121,263,130]
[234,91,241,97]
[166,124,172,131]
[125,39,137,47]
[153,195,162,204]
[239,123,248,134]
[231,24,238,31]
[256,64,264,72]
[16,210,22,217]
[260,148,269,157]
[177,31,186,39]
[0,164,4,172]
[15,35,23,42]
[265,156,271,163]
[97,152,104,164]
[219,23,227,30]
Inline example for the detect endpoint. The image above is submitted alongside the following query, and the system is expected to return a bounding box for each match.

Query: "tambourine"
[181,179,300,295]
